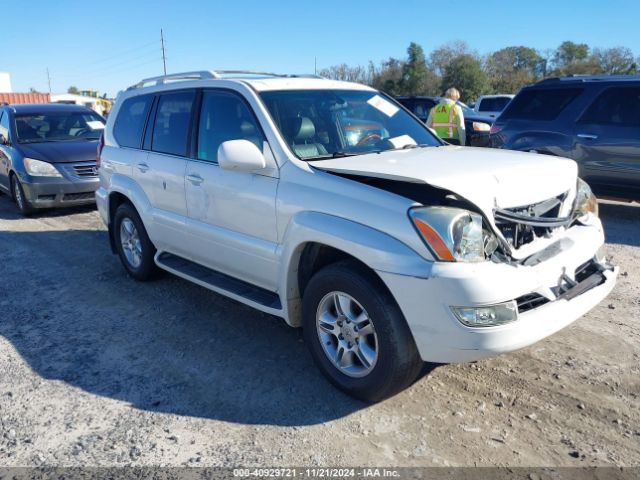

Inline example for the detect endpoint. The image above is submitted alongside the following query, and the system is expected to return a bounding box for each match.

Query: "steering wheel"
[357,133,382,146]
[74,128,90,137]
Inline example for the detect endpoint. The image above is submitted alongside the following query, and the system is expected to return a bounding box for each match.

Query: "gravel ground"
[0,194,638,468]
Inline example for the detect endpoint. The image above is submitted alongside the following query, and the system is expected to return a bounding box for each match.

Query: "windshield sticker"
[367,95,399,117]
[388,135,417,149]
[86,121,105,130]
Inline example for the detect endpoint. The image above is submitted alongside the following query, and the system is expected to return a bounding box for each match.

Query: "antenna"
[161,29,167,75]
[314,56,317,75]
[46,67,51,93]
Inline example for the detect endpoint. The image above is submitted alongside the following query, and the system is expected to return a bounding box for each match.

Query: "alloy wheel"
[119,218,143,268]
[316,291,378,378]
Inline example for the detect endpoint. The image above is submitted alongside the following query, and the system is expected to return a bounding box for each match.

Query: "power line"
[80,40,160,68]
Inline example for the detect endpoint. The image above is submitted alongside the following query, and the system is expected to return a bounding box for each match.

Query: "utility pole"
[46,68,51,94]
[161,29,167,75]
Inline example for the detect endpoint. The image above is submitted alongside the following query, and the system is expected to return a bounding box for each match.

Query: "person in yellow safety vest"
[426,87,466,146]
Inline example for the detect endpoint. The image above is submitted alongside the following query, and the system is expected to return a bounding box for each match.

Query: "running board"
[155,252,283,313]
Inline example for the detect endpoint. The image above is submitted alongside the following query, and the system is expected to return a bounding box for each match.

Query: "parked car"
[96,70,617,401]
[490,75,640,201]
[0,103,104,215]
[474,94,514,119]
[396,96,493,147]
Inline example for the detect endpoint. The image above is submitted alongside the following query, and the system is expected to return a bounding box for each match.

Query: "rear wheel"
[302,260,422,402]
[113,203,158,281]
[11,175,33,216]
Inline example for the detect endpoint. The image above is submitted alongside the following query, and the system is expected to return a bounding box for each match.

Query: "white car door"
[184,89,279,291]
[140,90,195,255]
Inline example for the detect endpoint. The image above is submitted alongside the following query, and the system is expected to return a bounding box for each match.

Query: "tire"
[302,260,422,402]
[113,202,158,281]
[11,174,33,216]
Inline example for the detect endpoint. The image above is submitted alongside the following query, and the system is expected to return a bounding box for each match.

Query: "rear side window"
[478,97,511,112]
[113,95,153,148]
[578,86,640,127]
[500,88,583,121]
[151,91,196,156]
[0,111,9,139]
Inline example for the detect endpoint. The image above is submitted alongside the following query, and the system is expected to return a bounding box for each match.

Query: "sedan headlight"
[573,178,598,218]
[23,157,61,177]
[409,206,498,262]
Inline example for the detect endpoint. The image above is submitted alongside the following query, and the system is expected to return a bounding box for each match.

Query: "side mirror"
[217,139,266,172]
[0,134,7,145]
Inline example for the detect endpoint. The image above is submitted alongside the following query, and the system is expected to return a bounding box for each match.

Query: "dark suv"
[490,75,640,201]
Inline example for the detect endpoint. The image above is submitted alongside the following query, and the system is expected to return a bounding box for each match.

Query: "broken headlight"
[409,206,498,262]
[573,178,598,219]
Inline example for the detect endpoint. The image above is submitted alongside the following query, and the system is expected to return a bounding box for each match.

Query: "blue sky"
[2,0,639,96]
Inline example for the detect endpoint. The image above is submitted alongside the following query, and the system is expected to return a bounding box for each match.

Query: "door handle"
[137,162,150,172]
[186,173,204,185]
[577,133,598,140]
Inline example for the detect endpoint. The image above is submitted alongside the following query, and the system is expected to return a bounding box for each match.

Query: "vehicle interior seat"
[283,116,328,158]
[15,120,40,141]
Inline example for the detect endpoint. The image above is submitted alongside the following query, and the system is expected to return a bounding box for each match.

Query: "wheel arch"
[279,212,431,327]
[105,175,153,253]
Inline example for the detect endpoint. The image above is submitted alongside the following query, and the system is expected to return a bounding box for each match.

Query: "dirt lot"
[0,194,638,468]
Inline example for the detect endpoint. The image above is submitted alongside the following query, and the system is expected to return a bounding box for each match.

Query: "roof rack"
[538,74,640,84]
[128,70,323,89]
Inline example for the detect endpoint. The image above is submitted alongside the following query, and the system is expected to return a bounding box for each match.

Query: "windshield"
[260,89,441,159]
[15,111,105,143]
[478,97,511,112]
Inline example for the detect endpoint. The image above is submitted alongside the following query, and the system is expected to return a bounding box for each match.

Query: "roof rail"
[128,70,324,89]
[538,73,640,84]
[129,71,216,89]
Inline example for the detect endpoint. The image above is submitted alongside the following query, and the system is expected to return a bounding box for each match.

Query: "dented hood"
[309,146,578,216]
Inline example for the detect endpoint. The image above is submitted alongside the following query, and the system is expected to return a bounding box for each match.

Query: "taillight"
[489,124,503,135]
[96,133,104,169]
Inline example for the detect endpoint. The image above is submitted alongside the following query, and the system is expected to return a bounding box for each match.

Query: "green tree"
[430,41,471,77]
[591,47,638,74]
[67,86,80,94]
[486,46,544,92]
[370,57,405,95]
[553,41,589,69]
[441,54,490,103]
[400,42,439,95]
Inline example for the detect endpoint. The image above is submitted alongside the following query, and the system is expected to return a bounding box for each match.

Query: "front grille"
[63,192,95,201]
[516,259,607,314]
[72,163,98,177]
[516,293,550,314]
[494,193,570,249]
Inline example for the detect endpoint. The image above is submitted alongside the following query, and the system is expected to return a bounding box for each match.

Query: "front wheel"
[11,175,33,216]
[113,203,158,281]
[302,260,422,402]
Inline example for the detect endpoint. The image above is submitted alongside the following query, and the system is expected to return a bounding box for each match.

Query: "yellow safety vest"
[431,101,460,139]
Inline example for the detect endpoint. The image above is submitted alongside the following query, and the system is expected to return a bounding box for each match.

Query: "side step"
[155,252,282,312]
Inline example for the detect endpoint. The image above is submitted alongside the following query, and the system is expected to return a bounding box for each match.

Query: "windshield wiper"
[399,143,434,150]
[306,151,360,161]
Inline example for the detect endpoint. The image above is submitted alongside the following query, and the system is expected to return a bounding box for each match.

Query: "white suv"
[96,71,617,401]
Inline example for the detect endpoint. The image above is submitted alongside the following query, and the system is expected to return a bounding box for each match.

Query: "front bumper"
[19,164,98,208]
[378,223,617,363]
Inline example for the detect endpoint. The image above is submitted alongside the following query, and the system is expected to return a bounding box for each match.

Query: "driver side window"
[197,91,265,163]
